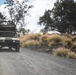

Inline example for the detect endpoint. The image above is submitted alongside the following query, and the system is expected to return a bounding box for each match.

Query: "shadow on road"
[0,48,19,53]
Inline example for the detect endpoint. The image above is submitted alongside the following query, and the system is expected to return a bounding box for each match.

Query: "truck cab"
[0,25,20,52]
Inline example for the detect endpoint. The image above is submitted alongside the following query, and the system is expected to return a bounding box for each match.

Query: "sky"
[0,0,76,33]
[0,0,5,5]
[26,0,56,33]
[0,0,56,33]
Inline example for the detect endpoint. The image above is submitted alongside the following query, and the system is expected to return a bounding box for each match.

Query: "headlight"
[3,40,5,42]
[13,40,15,42]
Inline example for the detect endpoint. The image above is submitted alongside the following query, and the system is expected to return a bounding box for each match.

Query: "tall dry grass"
[53,47,76,59]
[19,33,76,59]
[47,34,63,47]
[22,40,39,48]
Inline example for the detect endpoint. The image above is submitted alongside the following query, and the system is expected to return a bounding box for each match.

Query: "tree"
[18,27,30,35]
[0,12,6,25]
[38,0,76,34]
[4,0,33,27]
[38,10,54,33]
[52,0,76,34]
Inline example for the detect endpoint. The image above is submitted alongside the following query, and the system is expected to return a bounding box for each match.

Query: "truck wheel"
[9,47,12,50]
[15,44,20,52]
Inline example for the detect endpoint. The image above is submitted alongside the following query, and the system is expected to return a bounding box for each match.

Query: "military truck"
[0,25,20,52]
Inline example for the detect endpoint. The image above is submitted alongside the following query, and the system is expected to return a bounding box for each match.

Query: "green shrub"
[67,52,76,59]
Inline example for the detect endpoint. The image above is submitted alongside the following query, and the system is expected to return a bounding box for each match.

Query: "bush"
[18,34,26,43]
[47,34,63,47]
[71,42,76,52]
[61,37,72,48]
[19,33,41,44]
[72,42,76,48]
[64,34,72,39]
[40,34,48,45]
[67,52,76,59]
[48,41,55,47]
[53,47,70,57]
[72,36,76,42]
[22,40,39,48]
[53,47,76,59]
[26,33,40,41]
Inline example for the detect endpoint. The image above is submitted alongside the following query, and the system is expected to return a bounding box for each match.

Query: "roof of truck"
[0,25,15,27]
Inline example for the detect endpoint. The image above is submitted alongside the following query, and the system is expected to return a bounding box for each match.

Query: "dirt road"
[0,48,76,75]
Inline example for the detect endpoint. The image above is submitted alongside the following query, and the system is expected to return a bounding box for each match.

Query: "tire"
[9,46,12,50]
[15,44,20,52]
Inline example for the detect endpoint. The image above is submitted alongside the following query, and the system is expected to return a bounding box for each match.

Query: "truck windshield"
[0,31,15,37]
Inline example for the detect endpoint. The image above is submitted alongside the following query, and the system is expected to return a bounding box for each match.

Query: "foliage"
[53,47,70,57]
[19,34,76,48]
[27,33,41,41]
[18,27,30,35]
[38,10,54,34]
[61,37,72,48]
[52,0,76,34]
[72,42,76,52]
[19,33,41,44]
[38,0,76,34]
[0,12,6,24]
[72,42,76,48]
[72,36,76,42]
[22,40,39,48]
[40,34,48,45]
[67,52,76,59]
[53,47,76,59]
[47,34,62,47]
[19,33,76,59]
[4,0,33,27]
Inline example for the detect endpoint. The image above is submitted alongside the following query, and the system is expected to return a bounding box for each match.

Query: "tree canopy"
[4,0,32,27]
[38,0,76,34]
[0,12,6,25]
[38,10,54,33]
[4,0,32,34]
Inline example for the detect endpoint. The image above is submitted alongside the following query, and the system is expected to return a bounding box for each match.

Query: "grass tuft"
[53,47,70,57]
[67,52,76,59]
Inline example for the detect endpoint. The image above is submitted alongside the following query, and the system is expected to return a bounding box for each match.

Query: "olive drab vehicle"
[0,24,20,52]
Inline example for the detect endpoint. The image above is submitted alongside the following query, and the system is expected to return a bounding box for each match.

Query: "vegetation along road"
[0,48,76,75]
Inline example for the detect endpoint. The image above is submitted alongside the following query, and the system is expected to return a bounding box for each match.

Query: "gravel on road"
[0,48,76,75]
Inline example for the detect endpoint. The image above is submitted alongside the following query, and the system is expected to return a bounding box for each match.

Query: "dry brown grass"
[37,34,49,46]
[22,40,39,48]
[61,37,72,48]
[67,52,76,59]
[47,34,63,47]
[53,47,76,59]
[19,33,76,59]
[53,47,70,57]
